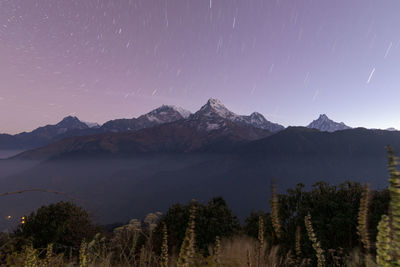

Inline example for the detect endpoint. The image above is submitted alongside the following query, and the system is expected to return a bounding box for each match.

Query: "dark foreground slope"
[0,127,398,229]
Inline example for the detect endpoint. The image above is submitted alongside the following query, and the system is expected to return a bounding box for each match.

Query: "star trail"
[1,0,400,133]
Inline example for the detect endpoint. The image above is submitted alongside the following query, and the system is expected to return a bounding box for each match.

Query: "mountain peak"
[138,105,191,125]
[243,112,285,132]
[58,116,81,125]
[307,114,351,132]
[192,99,285,132]
[249,112,263,118]
[206,98,224,107]
[61,115,79,122]
[318,114,329,120]
[159,105,191,118]
[56,116,88,129]
[195,98,237,120]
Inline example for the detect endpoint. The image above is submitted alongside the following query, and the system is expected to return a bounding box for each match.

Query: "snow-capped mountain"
[101,105,191,132]
[386,127,398,131]
[84,121,100,128]
[138,105,191,123]
[241,112,285,132]
[190,98,284,132]
[31,116,89,137]
[307,114,351,132]
[0,116,93,150]
[192,98,239,121]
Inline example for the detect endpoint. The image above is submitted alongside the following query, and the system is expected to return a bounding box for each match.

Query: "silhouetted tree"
[154,197,240,255]
[15,201,98,254]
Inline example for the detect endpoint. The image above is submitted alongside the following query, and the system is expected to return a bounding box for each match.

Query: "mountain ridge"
[0,98,283,151]
[2,125,399,224]
[307,114,351,132]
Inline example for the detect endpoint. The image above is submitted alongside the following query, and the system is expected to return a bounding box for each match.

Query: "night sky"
[1,0,400,134]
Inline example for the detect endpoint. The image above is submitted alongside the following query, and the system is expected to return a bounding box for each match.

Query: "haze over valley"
[0,98,397,230]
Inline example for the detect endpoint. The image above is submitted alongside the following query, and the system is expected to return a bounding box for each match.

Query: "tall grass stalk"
[270,181,282,240]
[376,147,400,266]
[357,183,372,264]
[295,226,302,265]
[257,216,264,267]
[79,241,88,267]
[177,204,197,267]
[214,235,221,266]
[160,223,169,267]
[387,147,400,266]
[376,215,392,266]
[305,212,325,267]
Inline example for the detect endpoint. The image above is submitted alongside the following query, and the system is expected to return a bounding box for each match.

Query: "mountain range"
[1,98,399,228]
[0,98,366,152]
[1,124,398,227]
[0,99,284,151]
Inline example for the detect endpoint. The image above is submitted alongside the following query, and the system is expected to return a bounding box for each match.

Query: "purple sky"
[1,0,400,134]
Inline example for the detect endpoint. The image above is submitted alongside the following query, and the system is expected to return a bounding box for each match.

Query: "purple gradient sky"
[1,0,400,134]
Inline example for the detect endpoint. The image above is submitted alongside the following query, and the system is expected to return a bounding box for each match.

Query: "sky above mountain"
[1,0,400,134]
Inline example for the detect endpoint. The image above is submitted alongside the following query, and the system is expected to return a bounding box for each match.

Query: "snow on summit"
[192,98,284,132]
[307,114,351,132]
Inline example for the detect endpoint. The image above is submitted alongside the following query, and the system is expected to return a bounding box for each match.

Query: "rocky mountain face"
[4,126,400,224]
[189,98,284,132]
[101,105,191,133]
[0,116,92,150]
[307,114,351,132]
[240,112,285,132]
[16,114,273,161]
[0,99,283,151]
[29,116,89,137]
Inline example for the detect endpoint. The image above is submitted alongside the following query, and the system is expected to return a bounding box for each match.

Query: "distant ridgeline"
[1,98,400,230]
[2,98,383,152]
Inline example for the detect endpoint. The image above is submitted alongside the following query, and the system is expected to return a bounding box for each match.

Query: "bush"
[15,201,98,254]
[273,182,389,260]
[154,197,241,255]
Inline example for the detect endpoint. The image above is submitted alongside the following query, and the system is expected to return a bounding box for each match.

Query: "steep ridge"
[307,114,351,132]
[0,99,283,152]
[2,127,399,225]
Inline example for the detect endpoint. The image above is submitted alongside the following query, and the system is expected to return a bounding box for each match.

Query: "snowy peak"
[318,114,329,120]
[190,98,239,131]
[307,114,351,132]
[386,127,398,131]
[101,105,190,133]
[207,98,226,109]
[192,99,284,132]
[194,98,238,120]
[56,116,89,130]
[156,105,191,119]
[248,112,267,123]
[241,112,285,132]
[83,121,100,128]
[141,105,191,123]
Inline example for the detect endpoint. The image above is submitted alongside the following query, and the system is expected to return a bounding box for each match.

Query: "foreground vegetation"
[0,147,399,266]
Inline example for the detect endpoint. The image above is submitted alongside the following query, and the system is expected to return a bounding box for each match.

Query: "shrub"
[154,197,241,255]
[15,201,98,255]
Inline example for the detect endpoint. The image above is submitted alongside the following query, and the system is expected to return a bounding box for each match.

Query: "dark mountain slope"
[0,116,91,150]
[15,117,272,160]
[0,99,281,152]
[100,105,191,132]
[1,127,398,227]
[240,127,400,158]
